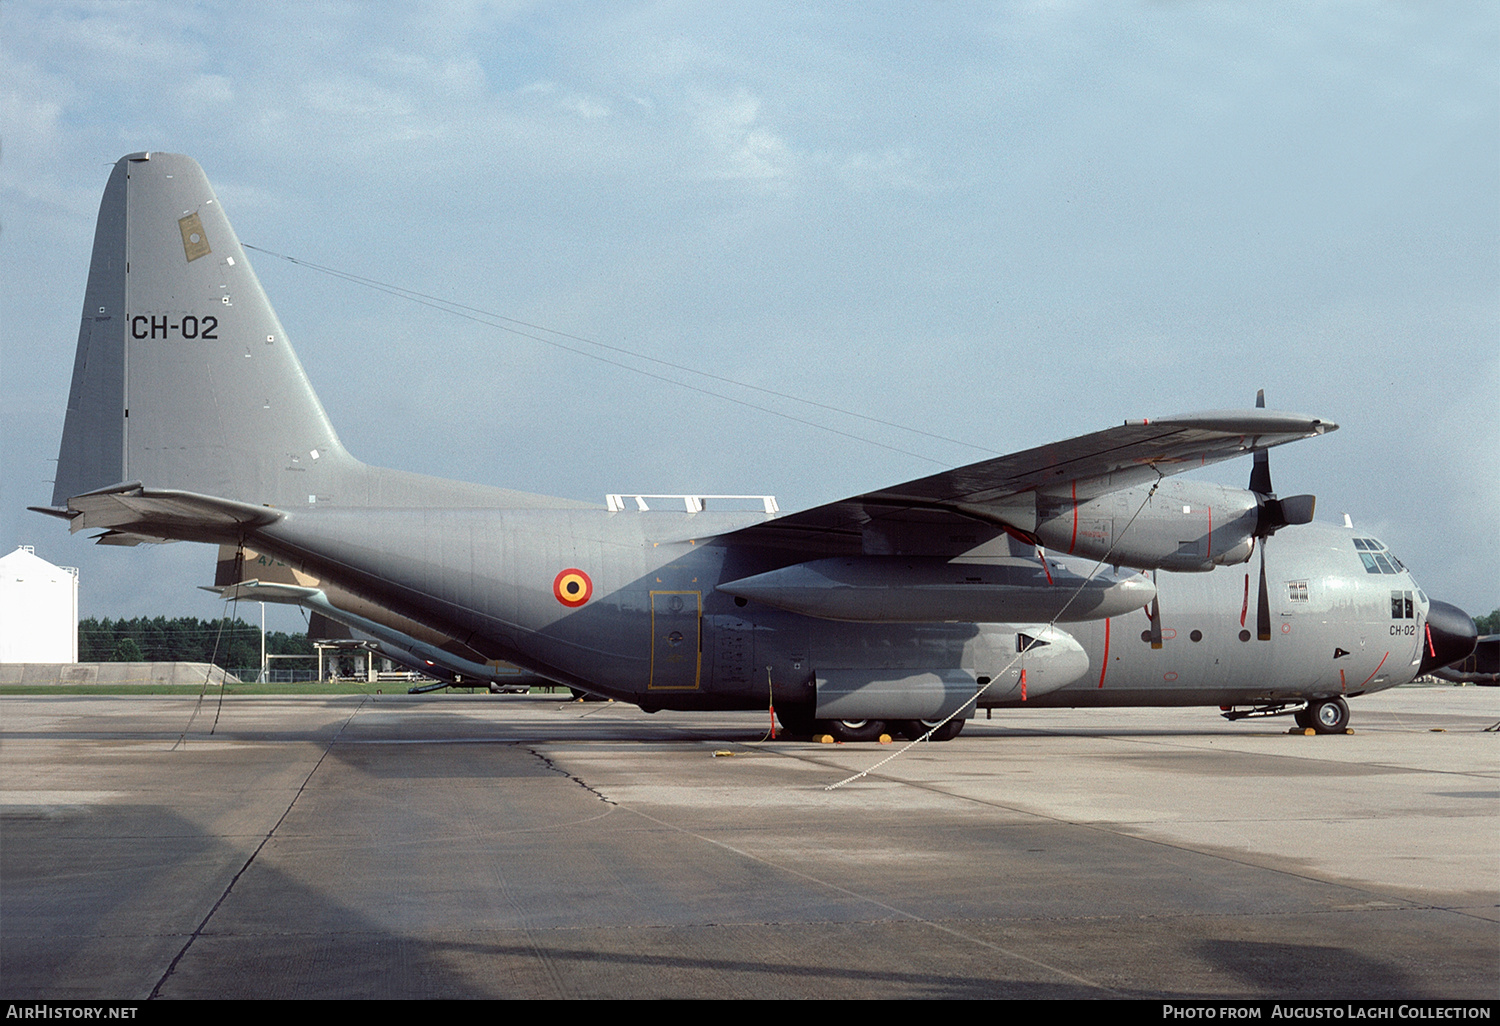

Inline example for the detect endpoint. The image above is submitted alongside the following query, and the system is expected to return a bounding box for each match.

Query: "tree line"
[78,616,312,670]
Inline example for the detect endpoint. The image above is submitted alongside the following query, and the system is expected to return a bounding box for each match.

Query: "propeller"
[1147,570,1163,649]
[1248,389,1317,640]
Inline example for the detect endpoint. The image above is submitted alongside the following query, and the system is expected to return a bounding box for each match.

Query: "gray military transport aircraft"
[33,153,1479,740]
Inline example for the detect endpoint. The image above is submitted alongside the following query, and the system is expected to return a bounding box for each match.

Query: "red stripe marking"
[1036,547,1053,585]
[1206,506,1213,561]
[1002,523,1040,546]
[1098,618,1111,688]
[1426,623,1436,657]
[1239,573,1249,627]
[1357,652,1389,689]
[1020,668,1028,701]
[1068,480,1078,553]
[1339,668,1346,693]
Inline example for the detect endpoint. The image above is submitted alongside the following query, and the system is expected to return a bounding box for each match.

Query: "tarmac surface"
[2,685,1496,1000]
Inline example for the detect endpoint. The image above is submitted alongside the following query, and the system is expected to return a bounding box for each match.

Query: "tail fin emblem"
[178,212,210,261]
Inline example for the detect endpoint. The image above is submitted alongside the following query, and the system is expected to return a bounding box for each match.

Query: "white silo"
[0,545,80,662]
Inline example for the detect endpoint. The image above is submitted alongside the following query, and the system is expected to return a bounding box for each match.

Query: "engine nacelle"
[1002,478,1261,572]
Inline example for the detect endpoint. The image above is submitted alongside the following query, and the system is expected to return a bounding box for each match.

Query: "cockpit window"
[1353,537,1405,575]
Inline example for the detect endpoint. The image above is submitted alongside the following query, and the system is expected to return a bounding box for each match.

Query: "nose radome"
[1419,600,1479,676]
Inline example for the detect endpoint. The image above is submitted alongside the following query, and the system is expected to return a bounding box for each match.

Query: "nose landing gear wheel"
[1298,697,1350,734]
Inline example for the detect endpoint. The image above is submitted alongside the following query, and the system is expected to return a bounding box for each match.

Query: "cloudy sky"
[3,1,1496,632]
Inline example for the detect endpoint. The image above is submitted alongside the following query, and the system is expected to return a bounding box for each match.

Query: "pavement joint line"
[525,744,618,804]
[146,694,368,999]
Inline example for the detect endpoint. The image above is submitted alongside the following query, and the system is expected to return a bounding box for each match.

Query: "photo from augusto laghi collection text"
[1161,1006,1493,1020]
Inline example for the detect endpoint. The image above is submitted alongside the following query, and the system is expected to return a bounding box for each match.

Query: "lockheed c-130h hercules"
[33,153,1480,740]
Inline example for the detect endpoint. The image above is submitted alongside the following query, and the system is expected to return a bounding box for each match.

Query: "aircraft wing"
[721,408,1335,552]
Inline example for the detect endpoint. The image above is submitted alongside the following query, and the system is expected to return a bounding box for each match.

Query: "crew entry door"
[649,591,702,690]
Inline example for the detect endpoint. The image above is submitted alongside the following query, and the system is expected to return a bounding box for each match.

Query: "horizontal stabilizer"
[92,531,177,546]
[205,580,321,605]
[64,482,283,544]
[26,506,77,523]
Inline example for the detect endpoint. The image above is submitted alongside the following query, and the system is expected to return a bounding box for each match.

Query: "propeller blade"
[1148,570,1163,649]
[1256,494,1318,536]
[1277,494,1316,525]
[1257,543,1272,641]
[1249,450,1273,496]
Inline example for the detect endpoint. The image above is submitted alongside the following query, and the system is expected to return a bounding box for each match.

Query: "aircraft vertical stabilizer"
[53,152,359,509]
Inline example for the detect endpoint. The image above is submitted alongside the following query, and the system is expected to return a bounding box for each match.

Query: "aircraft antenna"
[244,244,998,467]
[172,581,239,749]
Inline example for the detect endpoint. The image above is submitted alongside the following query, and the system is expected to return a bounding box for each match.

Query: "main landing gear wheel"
[897,719,964,742]
[1298,697,1350,734]
[822,719,889,743]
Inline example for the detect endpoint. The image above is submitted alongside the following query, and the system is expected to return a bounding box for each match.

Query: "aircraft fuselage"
[250,507,1423,717]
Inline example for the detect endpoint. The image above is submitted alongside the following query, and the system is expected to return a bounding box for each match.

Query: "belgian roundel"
[553,568,592,607]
